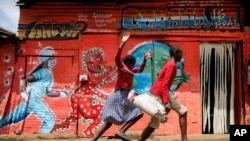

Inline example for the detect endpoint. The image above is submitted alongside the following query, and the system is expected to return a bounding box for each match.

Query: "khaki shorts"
[148,94,187,129]
[166,97,188,116]
[148,94,165,129]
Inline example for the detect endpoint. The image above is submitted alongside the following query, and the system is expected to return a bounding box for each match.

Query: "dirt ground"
[0,132,229,141]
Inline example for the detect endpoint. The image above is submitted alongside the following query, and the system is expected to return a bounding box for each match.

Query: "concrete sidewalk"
[0,133,229,141]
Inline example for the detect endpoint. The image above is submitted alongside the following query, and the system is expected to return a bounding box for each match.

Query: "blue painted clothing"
[0,68,55,133]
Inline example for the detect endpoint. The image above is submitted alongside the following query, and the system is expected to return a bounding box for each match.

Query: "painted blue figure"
[0,47,57,134]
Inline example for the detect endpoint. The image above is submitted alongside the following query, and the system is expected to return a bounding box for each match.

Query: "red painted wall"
[1,0,250,138]
[243,27,250,124]
[0,44,16,122]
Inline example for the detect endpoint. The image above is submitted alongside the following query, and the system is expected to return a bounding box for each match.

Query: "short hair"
[123,55,136,65]
[170,46,182,57]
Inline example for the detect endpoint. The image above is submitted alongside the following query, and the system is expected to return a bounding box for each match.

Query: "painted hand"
[144,51,153,60]
[20,79,27,92]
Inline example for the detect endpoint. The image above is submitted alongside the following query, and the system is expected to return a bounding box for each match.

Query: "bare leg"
[179,112,188,141]
[165,107,171,114]
[115,114,143,141]
[137,126,155,141]
[118,114,143,133]
[90,122,112,141]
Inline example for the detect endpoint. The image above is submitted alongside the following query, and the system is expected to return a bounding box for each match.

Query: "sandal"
[160,116,168,123]
[115,132,131,141]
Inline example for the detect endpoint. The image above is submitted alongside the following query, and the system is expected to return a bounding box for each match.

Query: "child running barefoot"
[137,46,188,141]
[90,32,152,141]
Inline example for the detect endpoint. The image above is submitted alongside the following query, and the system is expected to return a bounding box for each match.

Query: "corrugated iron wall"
[17,0,245,39]
[1,0,249,138]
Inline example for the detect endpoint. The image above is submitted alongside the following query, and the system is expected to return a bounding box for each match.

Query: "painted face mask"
[47,60,56,68]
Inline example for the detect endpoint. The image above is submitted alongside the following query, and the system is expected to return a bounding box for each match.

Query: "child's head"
[123,55,136,70]
[170,46,183,62]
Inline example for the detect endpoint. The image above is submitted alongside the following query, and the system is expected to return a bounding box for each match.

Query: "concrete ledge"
[0,134,78,141]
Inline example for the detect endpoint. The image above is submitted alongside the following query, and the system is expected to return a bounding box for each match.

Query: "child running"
[90,32,152,141]
[137,46,188,141]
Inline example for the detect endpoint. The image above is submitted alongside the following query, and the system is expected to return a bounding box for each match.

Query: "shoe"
[160,116,168,123]
[115,132,131,141]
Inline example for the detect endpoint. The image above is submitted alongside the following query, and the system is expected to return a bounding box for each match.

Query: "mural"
[122,7,240,31]
[0,42,189,137]
[0,47,69,134]
[18,5,242,39]
[24,21,87,39]
[132,42,190,95]
[50,43,189,137]
[0,0,246,137]
[51,47,118,137]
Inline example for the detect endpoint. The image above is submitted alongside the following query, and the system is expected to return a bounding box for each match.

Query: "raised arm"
[115,32,130,68]
[120,32,130,48]
[133,51,152,73]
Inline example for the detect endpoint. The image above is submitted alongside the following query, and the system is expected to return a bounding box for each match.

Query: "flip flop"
[115,132,131,141]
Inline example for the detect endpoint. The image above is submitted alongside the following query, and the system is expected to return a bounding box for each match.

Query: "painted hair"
[123,55,136,65]
[170,46,182,57]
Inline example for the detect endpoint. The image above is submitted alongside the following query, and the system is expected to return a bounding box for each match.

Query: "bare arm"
[20,74,36,92]
[133,51,152,73]
[24,74,36,82]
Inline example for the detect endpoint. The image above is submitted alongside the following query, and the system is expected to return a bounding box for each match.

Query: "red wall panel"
[1,0,250,138]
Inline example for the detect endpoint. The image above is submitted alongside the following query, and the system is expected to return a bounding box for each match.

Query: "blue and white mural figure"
[0,47,57,133]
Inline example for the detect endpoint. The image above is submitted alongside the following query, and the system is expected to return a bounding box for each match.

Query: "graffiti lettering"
[78,14,88,22]
[199,0,223,6]
[213,8,225,20]
[215,19,237,28]
[92,12,116,27]
[167,0,224,6]
[25,21,87,39]
[122,7,240,31]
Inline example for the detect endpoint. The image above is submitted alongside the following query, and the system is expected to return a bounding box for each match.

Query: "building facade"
[1,0,250,138]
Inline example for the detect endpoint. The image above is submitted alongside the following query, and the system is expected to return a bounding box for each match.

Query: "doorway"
[200,42,236,134]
